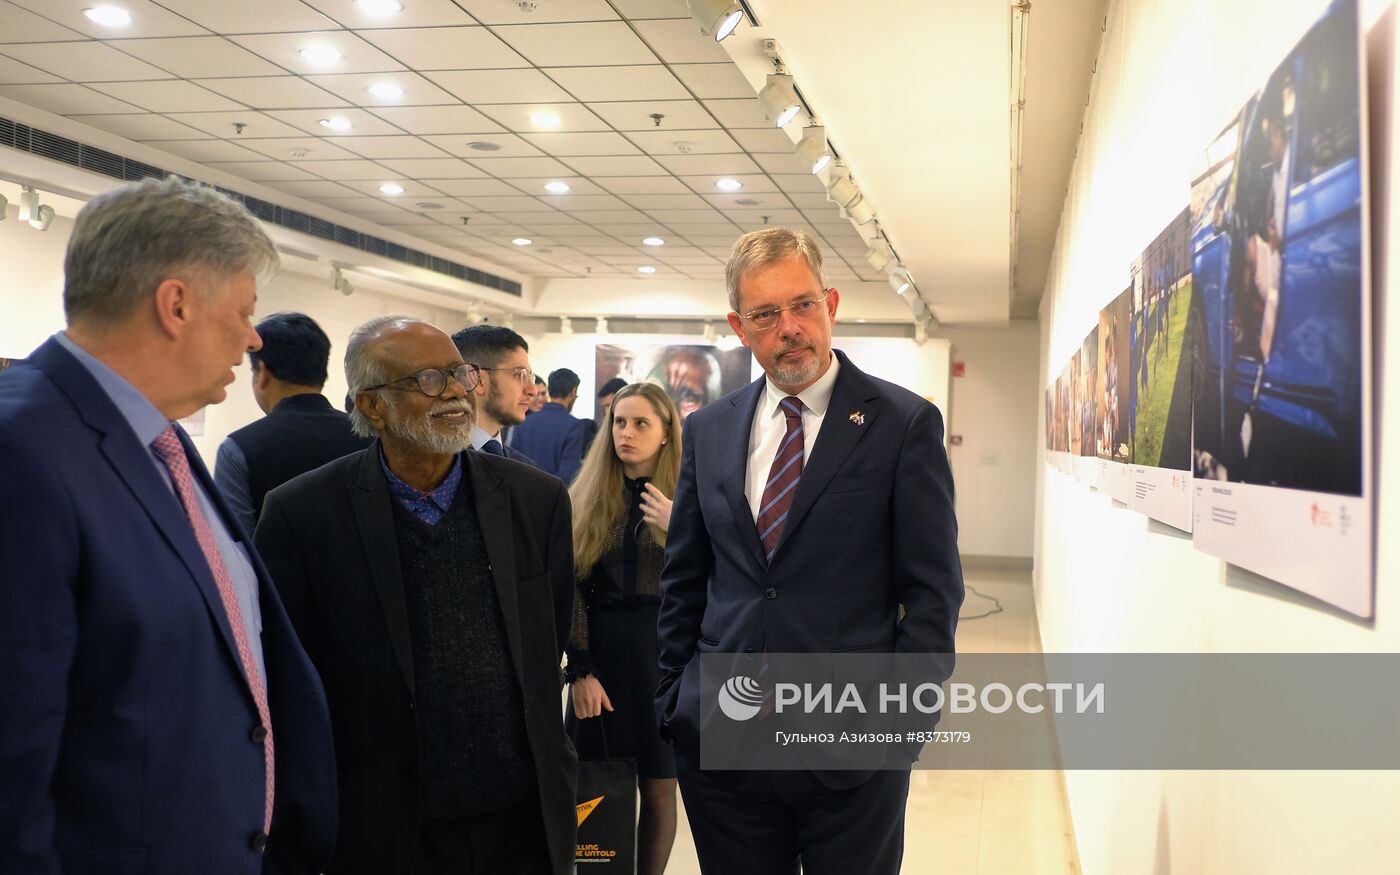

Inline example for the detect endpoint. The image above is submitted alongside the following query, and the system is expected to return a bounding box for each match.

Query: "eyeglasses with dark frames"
[363,363,481,397]
[738,290,832,332]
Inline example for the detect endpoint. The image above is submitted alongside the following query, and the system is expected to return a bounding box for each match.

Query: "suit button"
[251,832,269,852]
[764,587,778,600]
[251,725,268,743]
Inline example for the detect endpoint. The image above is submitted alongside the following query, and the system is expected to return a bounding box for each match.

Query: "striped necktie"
[757,396,804,562]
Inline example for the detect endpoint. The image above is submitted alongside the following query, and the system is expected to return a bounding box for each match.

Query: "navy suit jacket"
[508,402,585,481]
[654,351,964,779]
[0,338,337,874]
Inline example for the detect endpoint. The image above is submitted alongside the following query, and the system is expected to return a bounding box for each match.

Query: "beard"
[768,339,822,388]
[483,382,526,426]
[383,395,475,455]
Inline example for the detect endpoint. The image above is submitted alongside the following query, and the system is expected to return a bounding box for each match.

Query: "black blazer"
[654,351,964,780]
[254,445,578,875]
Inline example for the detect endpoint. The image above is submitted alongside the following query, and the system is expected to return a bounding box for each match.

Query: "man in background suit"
[451,323,539,467]
[215,311,370,534]
[655,227,964,875]
[255,316,577,874]
[509,367,588,481]
[0,175,336,873]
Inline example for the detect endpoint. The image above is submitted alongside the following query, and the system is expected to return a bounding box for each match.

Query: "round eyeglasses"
[364,363,481,397]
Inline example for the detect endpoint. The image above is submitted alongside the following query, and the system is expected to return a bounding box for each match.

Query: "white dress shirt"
[745,354,841,522]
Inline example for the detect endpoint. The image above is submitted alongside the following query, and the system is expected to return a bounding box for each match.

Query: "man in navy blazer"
[0,177,337,873]
[655,228,964,875]
[452,323,541,467]
[508,368,587,481]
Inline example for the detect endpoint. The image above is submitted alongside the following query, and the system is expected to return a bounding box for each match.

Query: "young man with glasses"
[451,324,539,468]
[655,228,964,875]
[254,316,579,875]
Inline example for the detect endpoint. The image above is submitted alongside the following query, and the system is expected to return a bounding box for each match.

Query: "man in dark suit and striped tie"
[655,228,964,875]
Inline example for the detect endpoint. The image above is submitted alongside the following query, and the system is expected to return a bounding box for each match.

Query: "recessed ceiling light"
[83,5,131,27]
[643,237,665,246]
[319,117,352,131]
[299,44,342,67]
[355,0,404,14]
[715,178,742,192]
[512,238,533,246]
[544,181,571,194]
[467,141,502,152]
[379,183,405,195]
[530,111,561,129]
[367,82,405,100]
[638,266,657,274]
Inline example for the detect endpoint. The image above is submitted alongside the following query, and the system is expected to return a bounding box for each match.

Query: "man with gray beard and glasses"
[254,316,578,875]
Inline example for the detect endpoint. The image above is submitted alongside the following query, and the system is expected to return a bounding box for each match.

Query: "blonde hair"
[569,382,682,579]
[724,227,828,313]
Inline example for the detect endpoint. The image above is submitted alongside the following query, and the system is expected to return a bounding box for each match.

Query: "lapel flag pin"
[849,411,865,426]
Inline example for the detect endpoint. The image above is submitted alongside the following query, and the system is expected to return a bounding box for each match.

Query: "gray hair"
[724,227,829,314]
[64,175,279,326]
[345,314,422,438]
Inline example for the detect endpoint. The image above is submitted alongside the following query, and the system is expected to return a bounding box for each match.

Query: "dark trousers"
[676,757,911,875]
[416,801,552,875]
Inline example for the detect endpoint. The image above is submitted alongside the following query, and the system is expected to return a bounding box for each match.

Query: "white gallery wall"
[1036,0,1400,872]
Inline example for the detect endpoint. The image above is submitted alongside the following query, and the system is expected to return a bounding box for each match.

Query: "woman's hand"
[571,675,614,719]
[640,483,674,532]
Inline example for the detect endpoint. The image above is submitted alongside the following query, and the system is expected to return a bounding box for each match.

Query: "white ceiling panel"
[320,134,450,158]
[76,113,210,141]
[504,177,610,196]
[240,137,362,162]
[571,209,653,224]
[669,62,754,99]
[465,156,575,176]
[678,173,778,194]
[232,31,406,75]
[454,0,620,24]
[646,209,731,224]
[419,133,545,158]
[702,97,774,130]
[724,209,806,226]
[460,195,552,211]
[543,65,688,102]
[772,173,828,194]
[204,161,320,181]
[306,71,460,107]
[111,37,286,79]
[594,176,690,195]
[296,159,397,180]
[476,102,608,133]
[562,155,667,176]
[151,139,266,163]
[155,0,339,33]
[0,3,84,44]
[0,83,142,115]
[542,194,632,211]
[357,27,528,71]
[494,22,657,67]
[425,178,522,196]
[6,0,208,39]
[752,152,811,175]
[255,179,362,198]
[608,0,690,20]
[424,68,573,105]
[0,55,60,83]
[381,158,490,178]
[264,109,407,139]
[518,131,640,156]
[0,42,174,82]
[620,192,714,210]
[300,0,477,28]
[491,211,580,225]
[587,99,717,131]
[631,18,730,64]
[370,105,503,135]
[197,77,350,110]
[730,127,798,153]
[338,179,449,198]
[654,153,760,175]
[626,128,739,156]
[90,80,244,113]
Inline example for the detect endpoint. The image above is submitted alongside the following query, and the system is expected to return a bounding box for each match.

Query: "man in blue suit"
[655,228,964,875]
[0,176,337,873]
[508,367,588,481]
[452,323,540,467]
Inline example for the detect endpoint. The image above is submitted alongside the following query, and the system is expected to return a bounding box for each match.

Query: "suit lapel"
[466,453,528,693]
[773,352,882,561]
[348,446,416,693]
[720,380,767,571]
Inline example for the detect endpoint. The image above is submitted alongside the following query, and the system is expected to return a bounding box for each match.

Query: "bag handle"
[569,702,612,761]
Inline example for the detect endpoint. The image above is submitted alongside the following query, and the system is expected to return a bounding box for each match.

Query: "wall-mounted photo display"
[1127,208,1195,531]
[1055,368,1070,464]
[1095,288,1134,501]
[1188,0,1372,617]
[1076,327,1100,486]
[594,343,753,424]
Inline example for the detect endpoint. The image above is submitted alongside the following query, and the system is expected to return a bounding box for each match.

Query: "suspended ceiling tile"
[424,68,573,105]
[155,0,340,33]
[240,137,362,162]
[338,179,449,198]
[587,99,717,132]
[150,139,267,163]
[256,179,363,198]
[517,131,641,156]
[110,37,286,79]
[772,172,828,194]
[424,178,521,196]
[357,27,528,70]
[787,192,837,209]
[90,80,244,113]
[305,71,460,107]
[627,128,739,156]
[299,0,477,29]
[542,194,632,211]
[0,3,84,43]
[465,155,575,176]
[646,209,731,225]
[324,134,451,159]
[491,211,581,225]
[0,55,60,84]
[607,0,689,19]
[380,157,490,178]
[494,22,657,67]
[370,105,504,135]
[725,208,806,226]
[702,97,772,129]
[453,0,620,24]
[77,113,211,141]
[0,83,143,115]
[632,18,729,64]
[670,62,755,99]
[205,160,321,181]
[0,41,174,82]
[619,193,711,210]
[677,173,776,195]
[586,223,670,236]
[420,132,545,158]
[232,31,406,75]
[295,159,397,180]
[654,153,759,175]
[753,152,809,175]
[457,195,554,212]
[730,127,797,154]
[505,177,610,196]
[196,76,351,111]
[264,108,406,138]
[7,0,208,38]
[703,191,795,210]
[544,65,688,102]
[476,102,608,133]
[562,155,667,176]
[568,209,652,224]
[595,176,690,195]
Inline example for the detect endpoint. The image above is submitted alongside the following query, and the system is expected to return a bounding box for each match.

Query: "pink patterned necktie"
[757,396,804,562]
[151,426,274,832]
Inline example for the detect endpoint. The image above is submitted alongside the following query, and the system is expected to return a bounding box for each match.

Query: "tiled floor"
[663,568,1080,874]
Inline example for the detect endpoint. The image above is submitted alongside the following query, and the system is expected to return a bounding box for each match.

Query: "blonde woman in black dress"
[566,382,682,875]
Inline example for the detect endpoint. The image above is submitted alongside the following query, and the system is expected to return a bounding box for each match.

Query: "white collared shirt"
[745,354,841,522]
[471,424,502,452]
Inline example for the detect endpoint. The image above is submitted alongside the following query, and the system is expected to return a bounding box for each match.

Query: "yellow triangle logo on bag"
[577,795,604,827]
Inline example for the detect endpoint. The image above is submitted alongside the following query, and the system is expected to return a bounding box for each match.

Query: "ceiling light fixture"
[826,163,861,208]
[642,236,665,246]
[299,44,343,67]
[512,238,533,246]
[0,193,7,218]
[758,73,802,128]
[638,266,656,274]
[845,194,876,225]
[702,321,718,344]
[544,181,571,194]
[865,238,894,273]
[331,266,354,296]
[379,183,405,195]
[796,124,832,175]
[595,317,609,334]
[367,82,405,100]
[888,266,914,297]
[530,111,561,129]
[715,178,743,192]
[17,186,53,229]
[354,0,404,14]
[560,316,573,334]
[83,5,132,27]
[686,0,743,42]
[319,117,352,131]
